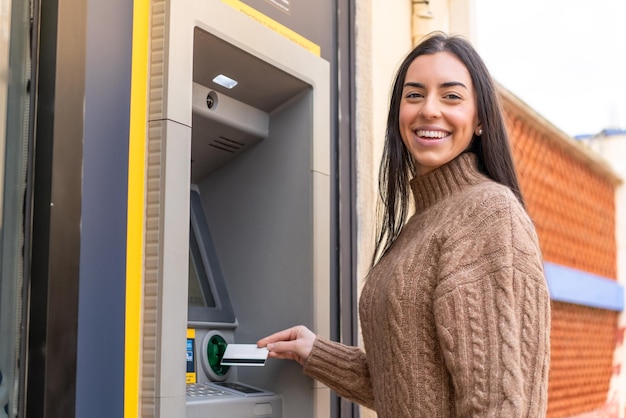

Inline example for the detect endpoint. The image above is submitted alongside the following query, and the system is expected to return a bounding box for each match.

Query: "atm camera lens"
[206,91,218,110]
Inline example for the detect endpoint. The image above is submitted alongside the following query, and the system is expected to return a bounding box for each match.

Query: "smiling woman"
[258,32,552,417]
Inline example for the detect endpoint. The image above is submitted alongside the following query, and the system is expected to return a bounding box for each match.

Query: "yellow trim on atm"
[125,0,149,416]
[221,0,321,56]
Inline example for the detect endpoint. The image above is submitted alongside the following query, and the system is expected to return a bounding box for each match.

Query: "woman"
[258,32,550,417]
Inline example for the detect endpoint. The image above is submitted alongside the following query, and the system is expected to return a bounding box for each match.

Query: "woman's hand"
[257,325,316,366]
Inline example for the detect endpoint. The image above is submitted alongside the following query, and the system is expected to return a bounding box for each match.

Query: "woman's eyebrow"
[440,81,468,89]
[403,81,468,89]
[403,81,425,89]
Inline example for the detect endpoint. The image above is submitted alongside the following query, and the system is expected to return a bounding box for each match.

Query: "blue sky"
[475,0,626,137]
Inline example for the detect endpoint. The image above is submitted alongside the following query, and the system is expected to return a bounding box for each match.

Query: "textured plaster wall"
[354,0,411,286]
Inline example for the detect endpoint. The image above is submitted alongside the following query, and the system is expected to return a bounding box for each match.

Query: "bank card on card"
[220,344,269,366]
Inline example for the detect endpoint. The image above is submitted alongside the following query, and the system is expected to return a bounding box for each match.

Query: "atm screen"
[188,187,237,325]
[189,231,217,308]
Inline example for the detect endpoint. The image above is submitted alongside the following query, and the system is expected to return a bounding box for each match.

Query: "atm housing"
[145,1,331,415]
[180,25,329,418]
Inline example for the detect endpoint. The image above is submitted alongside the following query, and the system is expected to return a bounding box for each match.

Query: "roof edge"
[496,82,623,186]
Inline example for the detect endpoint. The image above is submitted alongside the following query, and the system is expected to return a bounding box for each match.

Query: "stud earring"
[477,129,483,136]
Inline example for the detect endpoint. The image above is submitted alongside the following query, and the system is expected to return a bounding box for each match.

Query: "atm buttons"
[186,383,227,398]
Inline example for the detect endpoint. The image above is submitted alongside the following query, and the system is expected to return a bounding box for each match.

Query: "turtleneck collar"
[410,152,489,214]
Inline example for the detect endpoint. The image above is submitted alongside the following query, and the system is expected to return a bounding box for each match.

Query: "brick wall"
[504,104,619,418]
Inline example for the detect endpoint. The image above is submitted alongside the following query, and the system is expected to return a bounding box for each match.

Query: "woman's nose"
[420,97,441,119]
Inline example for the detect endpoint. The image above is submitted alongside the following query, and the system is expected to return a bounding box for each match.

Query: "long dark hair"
[372,31,525,266]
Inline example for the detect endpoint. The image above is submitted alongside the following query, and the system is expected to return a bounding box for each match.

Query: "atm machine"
[145,1,331,417]
[174,17,330,417]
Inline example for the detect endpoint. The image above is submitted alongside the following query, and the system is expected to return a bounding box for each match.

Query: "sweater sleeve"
[433,194,551,417]
[302,335,376,409]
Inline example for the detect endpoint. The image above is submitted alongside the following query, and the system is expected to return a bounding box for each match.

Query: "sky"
[474,0,626,138]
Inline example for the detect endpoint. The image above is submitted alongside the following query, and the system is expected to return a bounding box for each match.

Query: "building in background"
[502,88,623,418]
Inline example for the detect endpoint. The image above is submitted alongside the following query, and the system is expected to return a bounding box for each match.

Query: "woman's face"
[399,51,480,176]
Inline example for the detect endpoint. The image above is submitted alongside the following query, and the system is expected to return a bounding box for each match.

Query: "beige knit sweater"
[303,153,551,417]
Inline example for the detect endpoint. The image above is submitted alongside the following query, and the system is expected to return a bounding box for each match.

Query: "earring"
[477,129,483,136]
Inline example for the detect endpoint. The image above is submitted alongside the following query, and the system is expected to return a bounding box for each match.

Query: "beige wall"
[354,0,411,297]
[353,1,475,416]
[412,0,477,45]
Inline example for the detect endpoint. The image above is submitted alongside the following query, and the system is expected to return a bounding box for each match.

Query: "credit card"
[220,344,269,366]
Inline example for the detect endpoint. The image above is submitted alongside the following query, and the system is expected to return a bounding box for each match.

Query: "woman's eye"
[443,93,462,100]
[405,91,423,99]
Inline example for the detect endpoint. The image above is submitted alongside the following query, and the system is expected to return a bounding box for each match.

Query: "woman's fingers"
[257,327,301,347]
[257,325,316,365]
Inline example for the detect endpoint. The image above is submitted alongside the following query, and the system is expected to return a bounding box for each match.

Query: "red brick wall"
[505,108,618,418]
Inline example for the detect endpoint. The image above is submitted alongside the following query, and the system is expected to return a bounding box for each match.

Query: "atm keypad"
[186,383,228,398]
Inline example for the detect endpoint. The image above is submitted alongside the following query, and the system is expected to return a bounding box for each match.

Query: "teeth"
[416,130,448,139]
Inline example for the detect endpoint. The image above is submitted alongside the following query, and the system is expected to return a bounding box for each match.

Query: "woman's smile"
[413,128,452,145]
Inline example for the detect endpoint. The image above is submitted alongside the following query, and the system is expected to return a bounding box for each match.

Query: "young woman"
[258,32,550,417]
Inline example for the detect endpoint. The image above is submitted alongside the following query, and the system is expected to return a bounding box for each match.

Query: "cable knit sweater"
[303,153,551,417]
